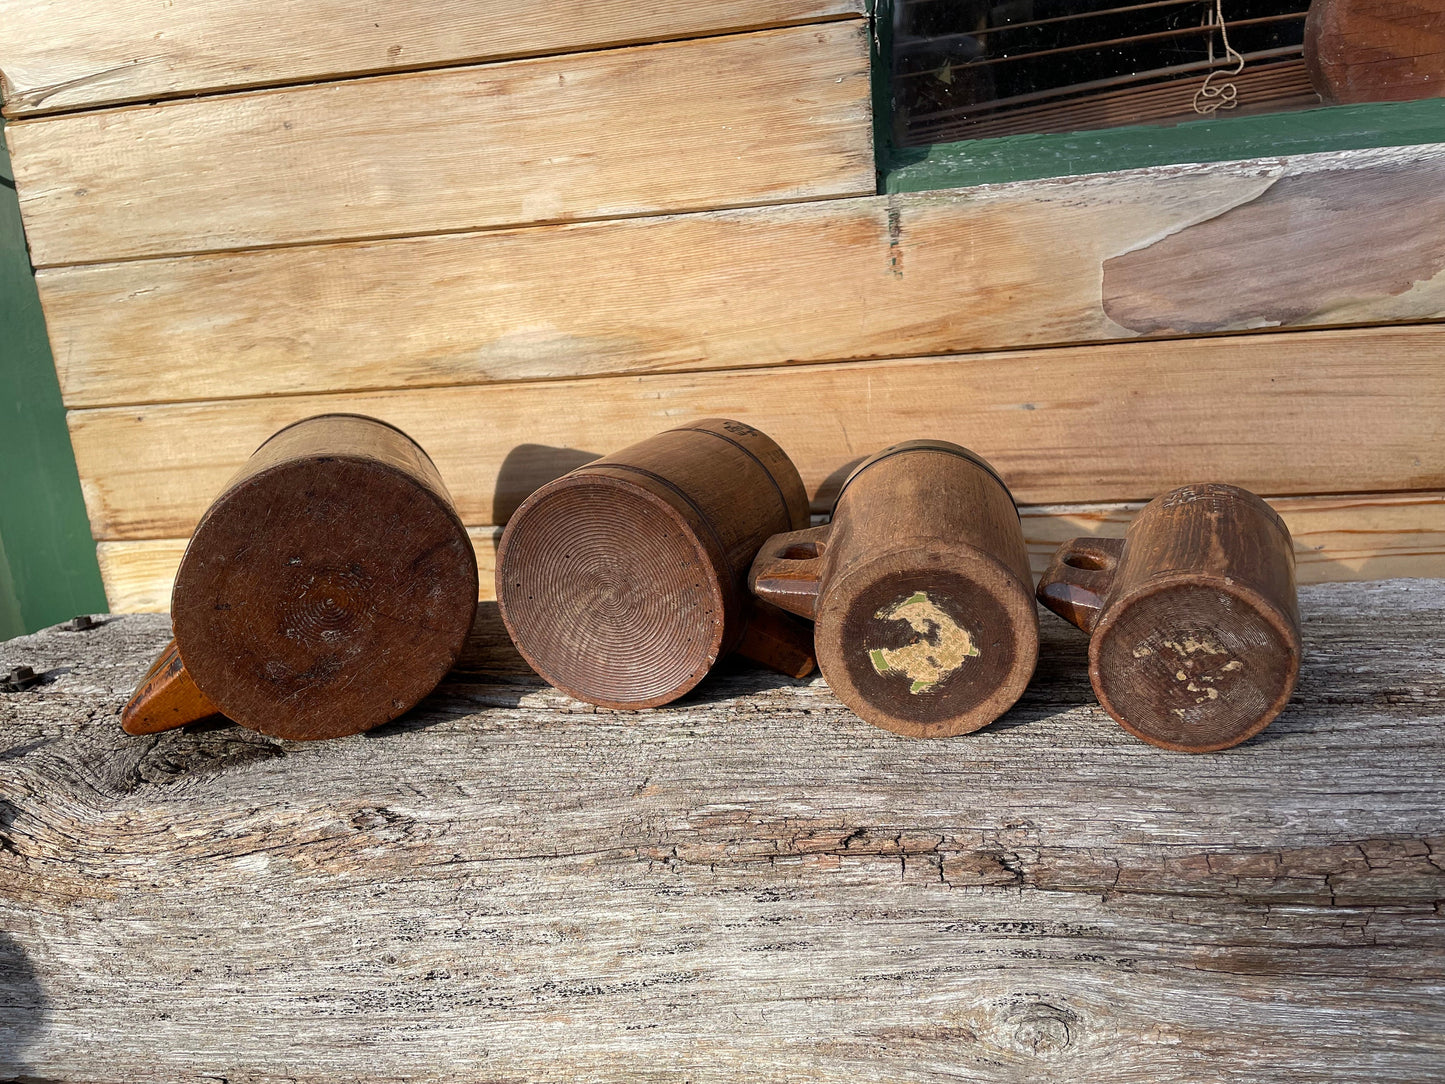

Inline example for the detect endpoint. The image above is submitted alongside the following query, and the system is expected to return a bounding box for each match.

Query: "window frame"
[870,0,1445,192]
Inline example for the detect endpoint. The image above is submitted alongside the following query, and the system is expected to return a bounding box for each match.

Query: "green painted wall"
[0,124,107,640]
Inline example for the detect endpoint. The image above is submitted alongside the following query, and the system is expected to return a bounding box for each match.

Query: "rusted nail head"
[2,665,41,692]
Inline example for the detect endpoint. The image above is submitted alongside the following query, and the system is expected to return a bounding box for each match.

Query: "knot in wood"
[999,995,1078,1057]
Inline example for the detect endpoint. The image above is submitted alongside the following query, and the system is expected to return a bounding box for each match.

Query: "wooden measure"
[1037,482,1301,753]
[1305,0,1445,104]
[495,418,816,709]
[749,440,1038,738]
[122,414,478,740]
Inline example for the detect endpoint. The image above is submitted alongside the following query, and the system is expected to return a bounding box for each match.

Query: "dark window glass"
[890,0,1316,146]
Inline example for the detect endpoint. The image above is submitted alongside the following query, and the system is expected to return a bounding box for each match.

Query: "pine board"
[1,579,1442,1081]
[0,1,865,116]
[65,324,1445,541]
[6,23,874,267]
[93,493,1445,613]
[37,144,1445,407]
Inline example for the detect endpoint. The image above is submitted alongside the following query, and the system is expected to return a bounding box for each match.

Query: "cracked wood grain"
[1305,0,1445,106]
[35,144,1445,407]
[1,579,1442,1081]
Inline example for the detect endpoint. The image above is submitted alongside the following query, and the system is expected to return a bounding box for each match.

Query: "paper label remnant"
[1159,635,1244,706]
[868,591,978,694]
[1162,635,1226,657]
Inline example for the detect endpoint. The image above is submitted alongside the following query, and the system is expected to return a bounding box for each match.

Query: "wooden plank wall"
[0,1,868,115]
[2,5,1444,615]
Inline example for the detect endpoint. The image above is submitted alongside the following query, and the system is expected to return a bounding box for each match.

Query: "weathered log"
[1,579,1442,1082]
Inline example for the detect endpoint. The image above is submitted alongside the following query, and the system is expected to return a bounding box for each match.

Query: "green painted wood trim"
[882,97,1445,192]
[0,123,107,638]
[869,0,1445,192]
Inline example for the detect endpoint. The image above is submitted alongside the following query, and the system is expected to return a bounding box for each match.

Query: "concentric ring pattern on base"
[497,478,727,709]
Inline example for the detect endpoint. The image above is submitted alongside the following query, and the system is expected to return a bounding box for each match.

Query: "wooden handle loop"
[747,523,832,620]
[1036,536,1126,634]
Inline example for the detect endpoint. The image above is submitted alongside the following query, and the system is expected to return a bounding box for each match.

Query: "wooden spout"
[121,639,221,734]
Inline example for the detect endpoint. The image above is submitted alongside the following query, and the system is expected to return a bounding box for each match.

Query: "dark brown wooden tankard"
[1036,482,1301,753]
[495,418,817,709]
[749,440,1038,738]
[122,414,478,740]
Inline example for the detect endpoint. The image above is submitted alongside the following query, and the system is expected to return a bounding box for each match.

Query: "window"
[891,0,1315,146]
[876,0,1445,190]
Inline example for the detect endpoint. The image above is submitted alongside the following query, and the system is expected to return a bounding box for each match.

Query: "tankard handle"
[734,598,817,680]
[121,638,222,734]
[1036,536,1126,634]
[747,524,832,621]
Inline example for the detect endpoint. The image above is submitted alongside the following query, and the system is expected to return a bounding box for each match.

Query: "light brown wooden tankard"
[1037,482,1302,752]
[749,440,1038,738]
[123,414,478,740]
[495,418,816,709]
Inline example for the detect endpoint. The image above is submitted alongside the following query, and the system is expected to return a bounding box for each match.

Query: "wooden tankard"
[749,440,1038,738]
[1037,483,1301,752]
[495,418,816,709]
[1305,0,1445,105]
[123,414,478,740]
